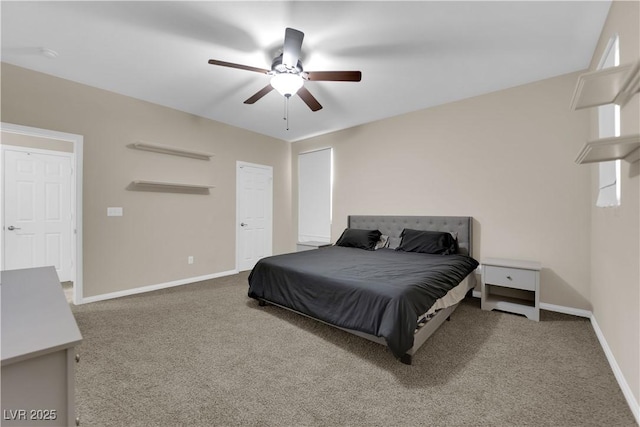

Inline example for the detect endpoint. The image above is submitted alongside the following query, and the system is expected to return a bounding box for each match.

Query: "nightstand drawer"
[484,266,537,291]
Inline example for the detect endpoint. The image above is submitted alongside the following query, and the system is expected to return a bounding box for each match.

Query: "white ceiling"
[1,1,611,143]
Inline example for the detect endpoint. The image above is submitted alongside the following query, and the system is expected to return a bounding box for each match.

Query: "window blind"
[298,148,332,243]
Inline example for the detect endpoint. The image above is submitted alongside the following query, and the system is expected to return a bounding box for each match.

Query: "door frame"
[236,161,273,271]
[1,123,84,304]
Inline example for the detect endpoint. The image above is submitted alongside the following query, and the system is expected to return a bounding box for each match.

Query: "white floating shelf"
[129,142,215,160]
[575,134,640,164]
[129,180,215,193]
[570,60,640,110]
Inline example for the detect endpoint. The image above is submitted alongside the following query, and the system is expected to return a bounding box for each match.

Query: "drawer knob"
[75,354,80,363]
[506,275,513,280]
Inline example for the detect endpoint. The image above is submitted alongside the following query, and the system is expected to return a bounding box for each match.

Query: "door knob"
[240,223,247,227]
[7,226,21,231]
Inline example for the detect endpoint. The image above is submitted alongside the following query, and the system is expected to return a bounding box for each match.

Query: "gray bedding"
[248,246,479,358]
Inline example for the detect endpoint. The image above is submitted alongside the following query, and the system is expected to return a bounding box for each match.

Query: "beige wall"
[1,63,294,298]
[292,71,592,309]
[1,132,74,152]
[588,0,639,411]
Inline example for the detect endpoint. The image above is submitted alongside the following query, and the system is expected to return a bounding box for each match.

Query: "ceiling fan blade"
[208,59,269,74]
[282,28,304,69]
[297,86,323,112]
[305,71,362,82]
[244,84,274,104]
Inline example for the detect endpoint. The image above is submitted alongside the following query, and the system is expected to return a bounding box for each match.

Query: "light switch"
[107,207,123,217]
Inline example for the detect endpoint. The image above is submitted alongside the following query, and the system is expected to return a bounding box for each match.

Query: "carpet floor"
[71,272,636,426]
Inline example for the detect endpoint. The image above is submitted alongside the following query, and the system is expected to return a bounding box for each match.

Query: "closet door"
[236,162,272,271]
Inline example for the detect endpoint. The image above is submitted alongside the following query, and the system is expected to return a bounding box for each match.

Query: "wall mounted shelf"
[128,180,215,194]
[575,134,640,164]
[570,60,640,110]
[129,142,215,160]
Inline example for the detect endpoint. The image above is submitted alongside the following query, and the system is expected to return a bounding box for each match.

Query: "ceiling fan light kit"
[208,27,362,129]
[270,73,304,97]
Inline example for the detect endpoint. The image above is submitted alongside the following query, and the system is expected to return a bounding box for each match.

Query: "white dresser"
[1,266,83,426]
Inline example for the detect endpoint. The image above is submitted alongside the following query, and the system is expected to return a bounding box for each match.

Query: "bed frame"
[259,215,474,365]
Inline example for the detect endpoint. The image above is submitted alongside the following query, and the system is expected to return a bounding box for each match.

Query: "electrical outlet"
[188,256,194,265]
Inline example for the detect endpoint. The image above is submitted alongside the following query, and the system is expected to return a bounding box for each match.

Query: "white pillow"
[374,234,389,250]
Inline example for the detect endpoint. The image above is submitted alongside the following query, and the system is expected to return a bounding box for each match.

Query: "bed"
[248,215,479,364]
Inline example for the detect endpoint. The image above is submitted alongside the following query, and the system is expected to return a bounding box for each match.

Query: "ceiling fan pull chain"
[285,94,290,131]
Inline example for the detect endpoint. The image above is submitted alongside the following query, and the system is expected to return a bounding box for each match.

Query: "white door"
[3,147,73,281]
[237,162,273,271]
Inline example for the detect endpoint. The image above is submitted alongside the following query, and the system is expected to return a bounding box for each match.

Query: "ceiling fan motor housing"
[271,54,303,74]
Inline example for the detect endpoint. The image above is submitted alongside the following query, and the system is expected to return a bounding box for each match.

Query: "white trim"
[298,146,333,156]
[298,234,331,243]
[590,314,640,424]
[0,123,83,305]
[78,269,238,304]
[539,302,592,318]
[1,144,73,158]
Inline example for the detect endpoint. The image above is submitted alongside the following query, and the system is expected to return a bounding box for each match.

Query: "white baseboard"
[539,302,591,318]
[590,315,640,425]
[78,269,239,304]
[471,291,638,423]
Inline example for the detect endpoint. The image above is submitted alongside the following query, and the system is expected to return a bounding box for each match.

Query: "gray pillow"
[396,229,458,255]
[335,228,382,251]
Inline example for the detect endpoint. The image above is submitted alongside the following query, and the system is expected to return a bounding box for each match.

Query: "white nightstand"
[481,258,541,321]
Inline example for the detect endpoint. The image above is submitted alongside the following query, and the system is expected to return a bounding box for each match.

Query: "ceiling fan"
[208,28,361,114]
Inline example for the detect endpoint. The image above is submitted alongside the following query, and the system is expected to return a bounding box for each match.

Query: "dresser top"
[482,257,542,271]
[1,266,82,365]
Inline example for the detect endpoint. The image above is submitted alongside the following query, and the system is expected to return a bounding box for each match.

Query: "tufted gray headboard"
[348,215,473,257]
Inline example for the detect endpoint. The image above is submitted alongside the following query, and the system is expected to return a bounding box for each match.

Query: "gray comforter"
[248,246,479,358]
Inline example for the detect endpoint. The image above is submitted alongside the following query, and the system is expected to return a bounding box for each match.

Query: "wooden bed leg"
[258,299,267,307]
[400,354,412,365]
[447,316,451,321]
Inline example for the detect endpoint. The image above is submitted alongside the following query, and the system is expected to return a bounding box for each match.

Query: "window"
[596,35,621,208]
[298,148,332,243]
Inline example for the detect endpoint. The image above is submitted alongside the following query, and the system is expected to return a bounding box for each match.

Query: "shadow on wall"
[540,268,592,312]
[125,181,211,195]
[629,159,639,178]
[471,218,482,261]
